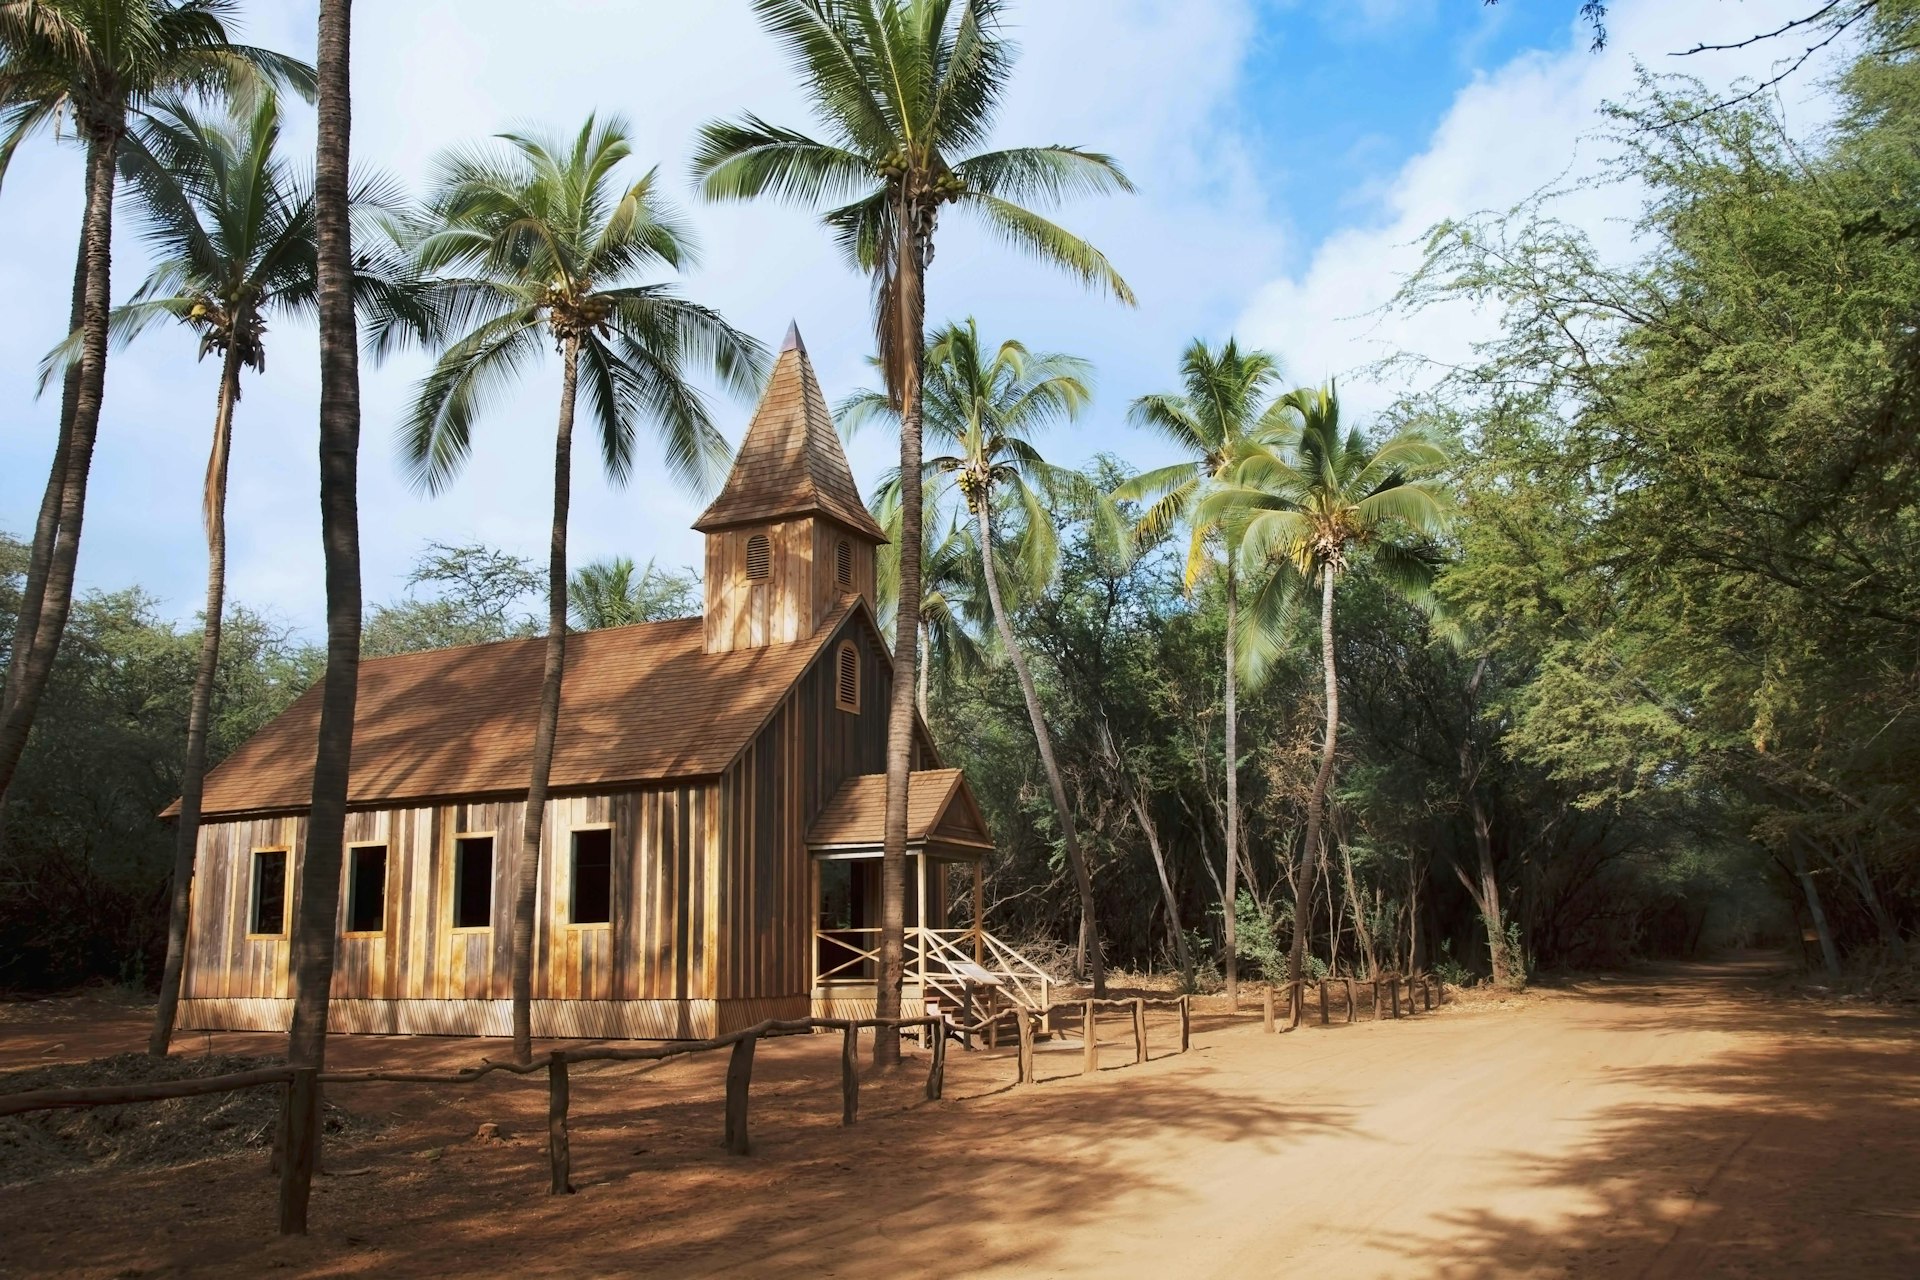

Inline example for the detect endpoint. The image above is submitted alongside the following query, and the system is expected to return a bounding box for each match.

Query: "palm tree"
[0,0,313,810]
[854,319,1111,987]
[282,0,355,1237]
[1115,339,1283,1001]
[78,90,433,1056]
[567,556,699,630]
[1200,384,1453,987]
[694,0,1133,1055]
[403,116,765,1065]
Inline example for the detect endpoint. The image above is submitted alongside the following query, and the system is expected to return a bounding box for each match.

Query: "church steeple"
[696,324,886,654]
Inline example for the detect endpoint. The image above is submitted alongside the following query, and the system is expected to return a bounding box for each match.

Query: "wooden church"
[174,326,1043,1041]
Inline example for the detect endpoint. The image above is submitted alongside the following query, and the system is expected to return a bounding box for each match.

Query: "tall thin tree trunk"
[1291,566,1339,982]
[2,225,87,724]
[1472,799,1509,983]
[974,497,1104,995]
[1341,836,1376,978]
[288,0,362,1077]
[1222,565,1239,1000]
[1099,719,1188,982]
[916,622,931,725]
[1789,838,1841,978]
[283,5,361,1235]
[875,210,925,1068]
[150,338,246,1055]
[511,339,580,1065]
[0,129,120,806]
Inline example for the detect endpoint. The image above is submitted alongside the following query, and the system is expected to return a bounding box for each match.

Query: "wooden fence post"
[1343,978,1356,1024]
[1262,986,1275,1033]
[1423,979,1434,1012]
[1389,978,1401,1019]
[1371,980,1384,1021]
[1082,1000,1098,1075]
[724,1033,756,1156]
[841,1025,859,1125]
[1318,979,1329,1025]
[926,1021,947,1101]
[1017,1010,1036,1084]
[275,1067,320,1236]
[548,1051,573,1194]
[1179,996,1191,1052]
[1132,999,1147,1064]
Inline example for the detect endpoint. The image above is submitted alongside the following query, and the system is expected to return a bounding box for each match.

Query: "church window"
[746,533,771,580]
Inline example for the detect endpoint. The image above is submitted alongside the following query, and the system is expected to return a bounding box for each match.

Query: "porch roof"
[806,768,994,859]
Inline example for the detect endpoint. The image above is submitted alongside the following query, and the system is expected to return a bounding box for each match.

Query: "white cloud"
[1235,0,1846,413]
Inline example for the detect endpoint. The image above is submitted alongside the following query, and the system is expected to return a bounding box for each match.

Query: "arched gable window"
[745,533,771,581]
[834,640,859,713]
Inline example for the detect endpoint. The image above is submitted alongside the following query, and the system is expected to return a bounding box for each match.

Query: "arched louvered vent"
[835,640,859,712]
[835,538,853,588]
[745,533,771,581]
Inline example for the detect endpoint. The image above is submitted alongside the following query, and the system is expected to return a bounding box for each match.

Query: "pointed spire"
[693,326,887,543]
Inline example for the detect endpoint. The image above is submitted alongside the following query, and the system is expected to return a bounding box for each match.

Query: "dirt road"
[3,958,1917,1277]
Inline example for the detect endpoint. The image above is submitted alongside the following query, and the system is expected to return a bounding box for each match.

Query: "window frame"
[834,538,853,589]
[834,639,860,714]
[566,823,615,929]
[245,846,292,940]
[450,831,497,934]
[342,841,390,937]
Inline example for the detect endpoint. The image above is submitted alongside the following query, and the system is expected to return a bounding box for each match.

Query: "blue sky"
[0,0,1839,638]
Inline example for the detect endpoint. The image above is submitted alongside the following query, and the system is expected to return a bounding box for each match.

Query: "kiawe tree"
[1201,385,1452,984]
[694,0,1134,1059]
[1117,339,1285,1001]
[0,0,313,816]
[62,89,433,1056]
[403,115,765,1065]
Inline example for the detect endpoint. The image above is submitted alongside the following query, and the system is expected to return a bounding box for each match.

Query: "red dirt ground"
[2,956,1916,1278]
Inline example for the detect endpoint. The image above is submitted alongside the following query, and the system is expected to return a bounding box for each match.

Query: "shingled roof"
[806,768,994,855]
[183,602,865,818]
[693,324,888,543]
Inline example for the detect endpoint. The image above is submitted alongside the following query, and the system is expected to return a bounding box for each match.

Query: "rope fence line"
[0,976,1448,1235]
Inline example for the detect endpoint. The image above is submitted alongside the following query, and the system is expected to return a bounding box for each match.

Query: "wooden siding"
[704,516,873,654]
[716,614,895,1001]
[176,995,806,1038]
[183,785,721,1017]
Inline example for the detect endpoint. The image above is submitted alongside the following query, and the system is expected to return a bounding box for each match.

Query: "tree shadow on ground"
[1387,963,1920,1279]
[0,1026,1354,1278]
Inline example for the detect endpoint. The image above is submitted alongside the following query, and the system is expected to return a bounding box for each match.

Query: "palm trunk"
[1290,566,1339,983]
[149,337,246,1056]
[288,0,363,1079]
[975,498,1103,994]
[2,224,86,724]
[1222,564,1239,999]
[0,128,119,806]
[916,622,931,725]
[511,338,580,1065]
[875,207,927,1067]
